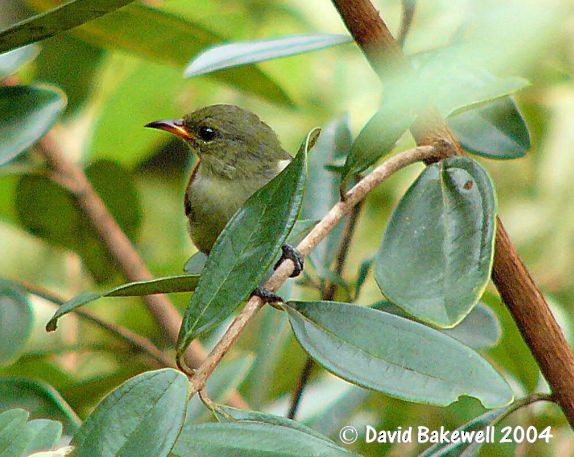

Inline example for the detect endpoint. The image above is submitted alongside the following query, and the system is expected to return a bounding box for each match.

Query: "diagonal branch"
[331,0,574,427]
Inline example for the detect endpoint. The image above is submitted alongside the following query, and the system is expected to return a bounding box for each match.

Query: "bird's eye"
[198,126,216,141]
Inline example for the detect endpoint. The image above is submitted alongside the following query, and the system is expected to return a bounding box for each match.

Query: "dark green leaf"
[24,419,63,455]
[372,301,501,349]
[0,409,32,457]
[46,274,200,331]
[16,160,142,282]
[285,300,513,408]
[0,85,66,166]
[354,257,373,300]
[0,281,33,365]
[0,0,137,54]
[72,368,188,457]
[341,90,417,192]
[302,114,352,269]
[185,355,254,423]
[183,252,208,275]
[176,129,316,356]
[0,378,80,434]
[184,33,351,77]
[172,421,359,457]
[24,0,291,106]
[0,45,39,76]
[375,156,497,327]
[449,97,530,159]
[419,409,504,457]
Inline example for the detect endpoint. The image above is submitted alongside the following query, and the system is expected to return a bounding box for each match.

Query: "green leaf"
[375,156,497,327]
[184,33,352,77]
[372,301,501,349]
[0,378,80,434]
[0,85,66,166]
[0,408,32,457]
[0,45,39,76]
[448,96,531,159]
[176,129,316,356]
[0,281,33,365]
[419,408,504,457]
[285,300,513,408]
[185,355,254,423]
[72,368,188,457]
[16,160,142,282]
[341,90,417,192]
[302,114,352,269]
[24,419,63,455]
[172,421,359,457]
[24,0,291,106]
[0,0,137,54]
[414,49,530,116]
[46,274,200,331]
[183,252,208,275]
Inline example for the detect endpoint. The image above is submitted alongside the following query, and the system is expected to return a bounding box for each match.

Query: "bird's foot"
[274,244,304,278]
[251,287,284,304]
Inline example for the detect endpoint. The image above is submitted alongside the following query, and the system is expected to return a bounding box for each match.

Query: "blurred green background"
[1,0,573,455]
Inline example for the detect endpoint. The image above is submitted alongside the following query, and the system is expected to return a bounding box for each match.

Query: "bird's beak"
[145,119,193,141]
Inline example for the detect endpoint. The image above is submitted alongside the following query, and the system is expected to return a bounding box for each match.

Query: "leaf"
[23,0,291,106]
[16,160,142,282]
[0,281,33,365]
[0,378,80,434]
[183,252,208,274]
[185,355,254,423]
[0,408,32,457]
[372,301,501,349]
[72,368,188,457]
[448,96,531,159]
[24,419,63,456]
[375,156,497,327]
[184,33,352,77]
[285,300,513,408]
[0,85,66,166]
[354,257,373,300]
[171,422,359,457]
[302,114,352,270]
[0,45,39,76]
[176,129,316,356]
[341,90,417,192]
[46,274,200,331]
[0,0,137,54]
[418,408,504,457]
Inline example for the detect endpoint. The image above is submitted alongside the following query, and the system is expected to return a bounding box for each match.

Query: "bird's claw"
[274,243,304,278]
[251,287,284,304]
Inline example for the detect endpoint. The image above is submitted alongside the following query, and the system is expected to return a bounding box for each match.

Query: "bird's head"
[145,104,289,179]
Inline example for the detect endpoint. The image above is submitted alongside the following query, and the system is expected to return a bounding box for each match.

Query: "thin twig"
[287,357,315,419]
[331,0,574,428]
[37,131,248,410]
[398,0,416,47]
[187,145,438,395]
[10,279,173,367]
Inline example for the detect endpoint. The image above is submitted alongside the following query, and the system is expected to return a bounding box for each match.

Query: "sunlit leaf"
[46,274,200,331]
[375,156,497,327]
[0,85,66,166]
[0,408,32,457]
[286,300,513,408]
[72,369,188,457]
[0,45,39,76]
[24,419,63,456]
[449,96,531,159]
[0,281,33,365]
[184,33,351,77]
[176,129,317,356]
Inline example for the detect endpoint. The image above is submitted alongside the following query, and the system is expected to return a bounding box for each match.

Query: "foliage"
[0,0,570,456]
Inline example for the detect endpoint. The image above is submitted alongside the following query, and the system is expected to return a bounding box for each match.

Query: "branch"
[188,145,439,395]
[37,131,248,410]
[331,0,574,427]
[398,0,416,47]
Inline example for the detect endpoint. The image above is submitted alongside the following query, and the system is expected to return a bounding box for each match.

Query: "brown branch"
[331,0,574,427]
[37,131,248,410]
[398,0,416,47]
[187,145,439,395]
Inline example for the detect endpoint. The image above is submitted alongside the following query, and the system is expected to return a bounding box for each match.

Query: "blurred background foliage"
[0,0,573,455]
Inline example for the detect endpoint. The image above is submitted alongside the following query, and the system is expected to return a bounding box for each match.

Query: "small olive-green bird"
[145,104,302,282]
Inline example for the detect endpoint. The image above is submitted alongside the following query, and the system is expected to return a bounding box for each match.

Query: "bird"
[145,104,303,298]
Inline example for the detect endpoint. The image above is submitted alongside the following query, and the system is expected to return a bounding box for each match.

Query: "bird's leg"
[274,244,304,278]
[251,286,284,304]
